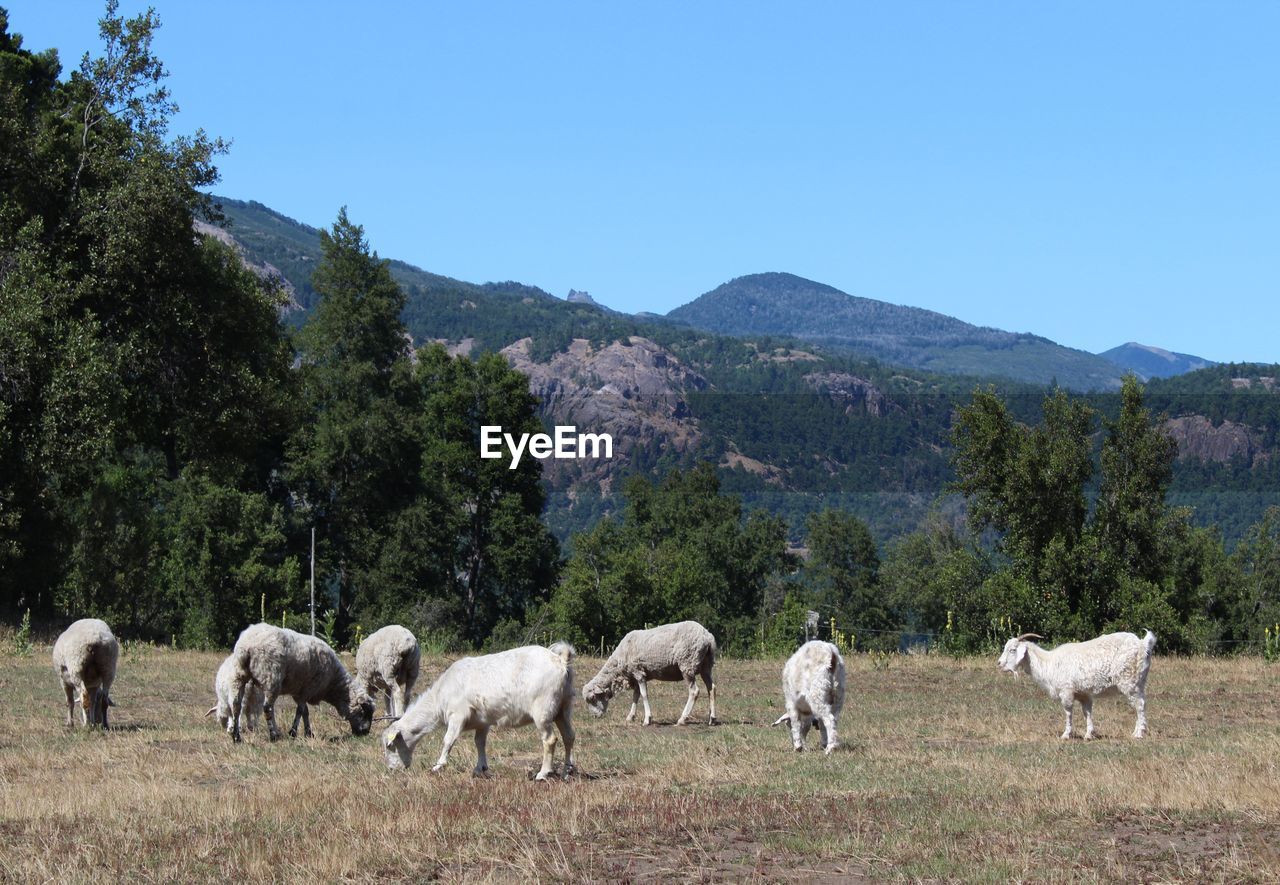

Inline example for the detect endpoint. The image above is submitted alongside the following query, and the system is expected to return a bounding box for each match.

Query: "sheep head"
[346,691,376,736]
[997,634,1042,673]
[581,677,613,717]
[383,723,413,770]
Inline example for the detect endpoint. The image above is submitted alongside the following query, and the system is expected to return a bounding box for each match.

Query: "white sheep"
[355,625,421,718]
[227,623,374,743]
[998,630,1156,740]
[382,642,576,781]
[582,620,717,726]
[208,653,263,734]
[52,618,119,729]
[769,640,846,755]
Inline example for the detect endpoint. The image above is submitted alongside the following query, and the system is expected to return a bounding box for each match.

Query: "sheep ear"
[384,724,401,746]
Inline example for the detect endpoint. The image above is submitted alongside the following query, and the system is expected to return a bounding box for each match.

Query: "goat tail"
[549,640,576,664]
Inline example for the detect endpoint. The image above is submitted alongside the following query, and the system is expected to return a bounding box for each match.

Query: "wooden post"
[310,526,316,636]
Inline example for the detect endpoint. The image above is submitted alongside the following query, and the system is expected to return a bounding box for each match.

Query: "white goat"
[228,624,374,743]
[770,640,846,755]
[355,625,420,718]
[382,642,575,780]
[582,621,716,726]
[52,618,119,728]
[998,630,1156,740]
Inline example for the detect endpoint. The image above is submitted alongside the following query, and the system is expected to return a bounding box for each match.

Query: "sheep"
[227,623,374,743]
[52,618,119,729]
[769,640,846,755]
[997,630,1156,740]
[581,620,717,726]
[355,625,421,718]
[382,642,575,781]
[208,654,263,734]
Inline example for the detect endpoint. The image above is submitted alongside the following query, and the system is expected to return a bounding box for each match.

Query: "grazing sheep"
[208,654,307,736]
[382,642,575,781]
[582,621,716,726]
[228,623,374,743]
[355,625,420,718]
[52,618,119,729]
[208,654,264,734]
[769,640,846,755]
[998,630,1156,740]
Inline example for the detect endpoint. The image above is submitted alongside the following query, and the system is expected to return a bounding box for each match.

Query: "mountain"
[666,272,1127,391]
[208,198,1279,544]
[1097,342,1217,380]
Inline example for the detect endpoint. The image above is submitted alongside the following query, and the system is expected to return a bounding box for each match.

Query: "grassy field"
[1,644,1278,883]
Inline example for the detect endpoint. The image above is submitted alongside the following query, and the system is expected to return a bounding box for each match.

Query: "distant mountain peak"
[1098,342,1216,381]
[667,272,1127,390]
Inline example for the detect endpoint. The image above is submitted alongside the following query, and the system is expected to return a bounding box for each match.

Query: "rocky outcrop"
[1163,415,1268,466]
[194,219,301,313]
[500,337,707,486]
[803,372,890,417]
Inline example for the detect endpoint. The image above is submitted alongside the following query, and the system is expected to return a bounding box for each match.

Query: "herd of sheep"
[49,616,1158,776]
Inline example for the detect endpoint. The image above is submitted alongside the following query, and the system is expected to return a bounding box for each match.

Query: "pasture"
[1,645,1278,882]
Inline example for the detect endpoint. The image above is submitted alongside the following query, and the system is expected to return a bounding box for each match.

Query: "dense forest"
[2,5,1278,656]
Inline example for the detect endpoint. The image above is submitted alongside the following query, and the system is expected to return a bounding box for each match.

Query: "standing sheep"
[997,630,1156,740]
[228,624,374,743]
[582,621,716,726]
[382,642,576,781]
[770,640,846,755]
[52,618,119,729]
[208,653,263,734]
[355,625,420,718]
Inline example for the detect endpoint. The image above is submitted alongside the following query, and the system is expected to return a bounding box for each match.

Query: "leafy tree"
[0,4,294,628]
[549,464,793,652]
[799,509,888,642]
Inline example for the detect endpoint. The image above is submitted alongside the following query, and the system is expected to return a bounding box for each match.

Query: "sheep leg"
[1130,691,1147,738]
[262,696,284,743]
[99,687,111,731]
[391,684,407,719]
[231,681,248,743]
[676,675,699,726]
[63,683,75,727]
[1059,694,1074,740]
[78,686,90,727]
[788,703,805,751]
[534,722,558,781]
[289,703,311,738]
[472,727,490,777]
[556,712,576,776]
[432,718,464,772]
[626,685,640,722]
[636,678,653,726]
[1082,696,1096,740]
[821,712,838,755]
[702,669,716,724]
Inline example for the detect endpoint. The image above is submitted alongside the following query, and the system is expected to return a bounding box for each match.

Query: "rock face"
[1164,415,1267,466]
[500,336,708,487]
[194,219,301,313]
[803,372,889,417]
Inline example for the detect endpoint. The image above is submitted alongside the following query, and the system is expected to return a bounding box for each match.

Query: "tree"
[287,209,419,638]
[549,464,793,652]
[800,509,887,640]
[0,4,295,630]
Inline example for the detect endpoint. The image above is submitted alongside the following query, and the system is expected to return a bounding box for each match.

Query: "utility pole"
[310,526,316,636]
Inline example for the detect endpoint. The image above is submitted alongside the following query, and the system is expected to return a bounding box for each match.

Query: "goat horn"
[1015,633,1044,642]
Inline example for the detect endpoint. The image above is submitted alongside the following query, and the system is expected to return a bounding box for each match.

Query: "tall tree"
[0,4,295,630]
[288,209,418,636]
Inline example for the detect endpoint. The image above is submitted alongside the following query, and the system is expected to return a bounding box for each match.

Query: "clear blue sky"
[7,1,1278,363]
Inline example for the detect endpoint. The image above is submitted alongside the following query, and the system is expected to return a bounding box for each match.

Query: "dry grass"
[2,646,1278,883]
